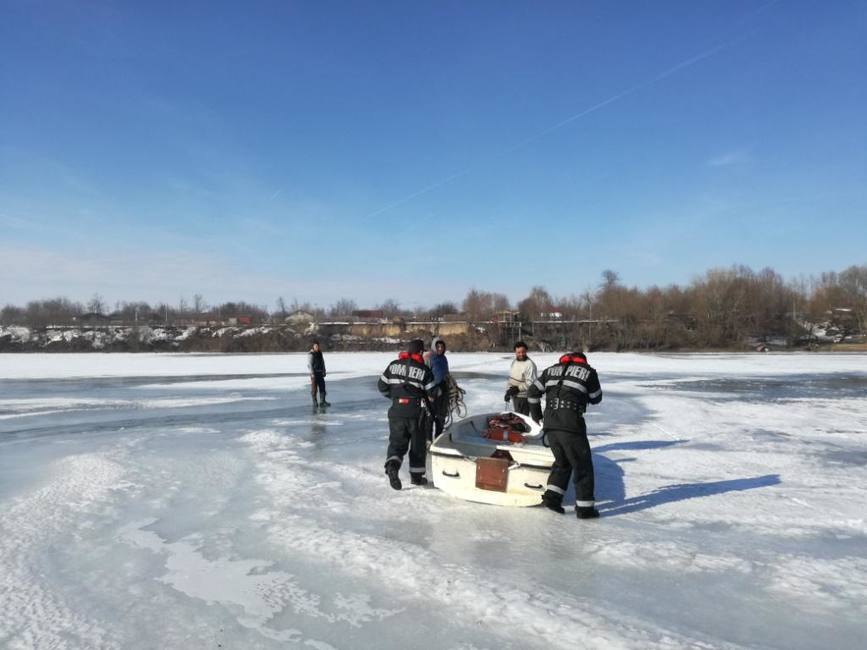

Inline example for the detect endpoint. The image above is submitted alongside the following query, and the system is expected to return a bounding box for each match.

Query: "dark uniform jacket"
[527,356,602,433]
[308,350,326,375]
[378,352,437,418]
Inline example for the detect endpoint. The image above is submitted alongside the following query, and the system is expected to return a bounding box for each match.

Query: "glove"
[504,385,519,401]
[530,404,543,425]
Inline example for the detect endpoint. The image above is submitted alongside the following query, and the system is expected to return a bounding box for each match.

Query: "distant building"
[74,312,111,325]
[352,309,386,320]
[494,310,519,323]
[285,310,315,325]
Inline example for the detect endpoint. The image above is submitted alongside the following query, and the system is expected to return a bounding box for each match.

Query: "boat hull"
[429,412,554,507]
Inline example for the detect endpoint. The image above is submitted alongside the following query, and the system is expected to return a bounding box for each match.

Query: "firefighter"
[378,339,437,490]
[528,352,603,519]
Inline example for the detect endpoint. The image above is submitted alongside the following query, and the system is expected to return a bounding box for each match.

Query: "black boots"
[385,461,402,490]
[384,462,427,490]
[542,493,600,519]
[542,494,565,514]
[576,506,601,519]
[320,395,331,407]
[544,501,565,514]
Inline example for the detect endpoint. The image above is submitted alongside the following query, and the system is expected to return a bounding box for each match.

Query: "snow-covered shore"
[0,324,319,353]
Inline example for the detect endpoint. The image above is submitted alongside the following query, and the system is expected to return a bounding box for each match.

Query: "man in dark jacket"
[307,341,330,408]
[528,352,603,519]
[378,339,437,490]
[424,336,450,440]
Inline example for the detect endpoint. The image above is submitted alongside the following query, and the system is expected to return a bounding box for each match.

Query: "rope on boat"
[444,374,467,427]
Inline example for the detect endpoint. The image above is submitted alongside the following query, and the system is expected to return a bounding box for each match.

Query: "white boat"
[429,411,555,507]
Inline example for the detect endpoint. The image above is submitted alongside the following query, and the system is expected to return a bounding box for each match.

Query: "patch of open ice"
[117,519,403,643]
[0,454,125,649]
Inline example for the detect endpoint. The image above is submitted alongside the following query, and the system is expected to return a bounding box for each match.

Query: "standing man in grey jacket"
[504,341,537,415]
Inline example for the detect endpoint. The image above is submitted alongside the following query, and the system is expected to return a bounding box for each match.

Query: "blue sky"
[1,0,865,311]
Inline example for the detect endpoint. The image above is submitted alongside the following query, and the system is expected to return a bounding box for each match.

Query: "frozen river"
[1,352,866,649]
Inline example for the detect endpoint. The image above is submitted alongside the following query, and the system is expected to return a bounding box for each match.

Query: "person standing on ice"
[504,340,537,415]
[528,351,603,519]
[424,336,450,440]
[307,341,330,409]
[379,339,437,490]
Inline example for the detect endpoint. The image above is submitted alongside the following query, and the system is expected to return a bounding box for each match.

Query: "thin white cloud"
[363,0,782,220]
[237,217,285,237]
[707,150,752,167]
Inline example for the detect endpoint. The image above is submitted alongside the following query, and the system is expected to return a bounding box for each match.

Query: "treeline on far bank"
[1,264,866,351]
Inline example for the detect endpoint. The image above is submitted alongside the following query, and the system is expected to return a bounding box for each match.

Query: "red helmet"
[559,352,587,365]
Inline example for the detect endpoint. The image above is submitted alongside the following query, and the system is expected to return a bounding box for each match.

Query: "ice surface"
[1,352,866,649]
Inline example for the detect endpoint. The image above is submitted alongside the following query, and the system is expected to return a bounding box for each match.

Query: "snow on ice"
[1,352,866,649]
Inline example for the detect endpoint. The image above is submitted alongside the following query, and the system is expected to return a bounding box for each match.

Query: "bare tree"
[430,301,459,319]
[86,294,106,314]
[0,304,26,326]
[517,286,553,321]
[113,301,153,324]
[600,270,621,290]
[17,298,84,328]
[378,299,402,318]
[462,289,510,321]
[839,265,867,335]
[215,301,270,324]
[329,298,357,318]
[462,289,486,321]
[492,293,511,312]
